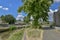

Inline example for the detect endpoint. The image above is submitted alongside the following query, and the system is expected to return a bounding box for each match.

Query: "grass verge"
[26,28,43,40]
[7,29,24,40]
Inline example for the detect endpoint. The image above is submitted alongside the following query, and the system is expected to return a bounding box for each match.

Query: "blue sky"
[0,0,60,18]
[0,0,23,18]
[50,2,60,10]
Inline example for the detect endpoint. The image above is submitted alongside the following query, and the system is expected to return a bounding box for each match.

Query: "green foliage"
[1,15,6,23]
[18,0,53,28]
[24,16,30,23]
[9,25,16,31]
[5,15,16,24]
[1,15,16,24]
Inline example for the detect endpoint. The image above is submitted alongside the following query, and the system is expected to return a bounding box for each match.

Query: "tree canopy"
[1,15,16,24]
[18,0,53,28]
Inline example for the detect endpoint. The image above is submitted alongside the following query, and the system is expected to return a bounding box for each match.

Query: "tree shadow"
[42,27,55,30]
[0,24,9,27]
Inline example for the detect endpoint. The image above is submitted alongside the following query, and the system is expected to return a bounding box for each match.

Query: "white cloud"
[49,9,54,13]
[54,9,58,12]
[48,9,58,22]
[49,9,58,13]
[3,8,9,10]
[54,0,60,2]
[16,13,24,21]
[0,5,9,11]
[48,9,54,22]
[0,6,3,8]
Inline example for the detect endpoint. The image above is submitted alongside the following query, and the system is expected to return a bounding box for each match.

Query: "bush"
[9,25,16,31]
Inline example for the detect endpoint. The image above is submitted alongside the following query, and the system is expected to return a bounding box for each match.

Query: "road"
[43,29,60,40]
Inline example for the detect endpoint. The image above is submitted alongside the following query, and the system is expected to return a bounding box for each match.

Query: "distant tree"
[18,0,53,28]
[4,15,16,24]
[1,15,16,24]
[1,15,6,23]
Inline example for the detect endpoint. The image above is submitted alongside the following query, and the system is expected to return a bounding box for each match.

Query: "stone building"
[54,9,60,26]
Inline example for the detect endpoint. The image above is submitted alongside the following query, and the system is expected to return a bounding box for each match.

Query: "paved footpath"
[43,29,60,40]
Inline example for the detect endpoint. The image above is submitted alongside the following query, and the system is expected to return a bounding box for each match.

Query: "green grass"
[9,25,16,31]
[0,31,11,40]
[7,29,24,40]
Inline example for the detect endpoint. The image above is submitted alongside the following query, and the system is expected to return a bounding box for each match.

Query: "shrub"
[9,25,16,31]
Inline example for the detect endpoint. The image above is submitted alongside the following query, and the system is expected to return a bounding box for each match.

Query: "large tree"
[18,0,53,28]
